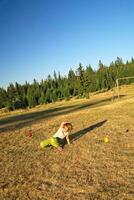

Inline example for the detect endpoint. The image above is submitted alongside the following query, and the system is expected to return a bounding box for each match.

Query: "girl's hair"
[62,122,73,131]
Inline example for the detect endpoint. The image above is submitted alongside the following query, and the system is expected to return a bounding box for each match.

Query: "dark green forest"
[0,57,134,110]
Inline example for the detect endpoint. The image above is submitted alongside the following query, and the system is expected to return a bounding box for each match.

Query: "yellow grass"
[0,85,134,200]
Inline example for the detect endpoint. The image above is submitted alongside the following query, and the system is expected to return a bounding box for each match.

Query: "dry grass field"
[0,85,134,200]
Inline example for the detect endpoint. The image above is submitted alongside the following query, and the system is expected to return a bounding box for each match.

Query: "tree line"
[0,57,134,110]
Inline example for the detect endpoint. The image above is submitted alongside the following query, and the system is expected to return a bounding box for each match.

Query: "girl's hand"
[57,147,63,152]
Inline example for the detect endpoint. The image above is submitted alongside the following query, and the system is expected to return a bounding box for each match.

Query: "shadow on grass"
[0,95,123,133]
[70,120,107,142]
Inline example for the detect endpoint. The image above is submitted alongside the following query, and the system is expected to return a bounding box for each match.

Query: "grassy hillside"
[0,85,134,200]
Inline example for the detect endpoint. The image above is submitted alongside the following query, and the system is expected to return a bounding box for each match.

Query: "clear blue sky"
[0,0,134,89]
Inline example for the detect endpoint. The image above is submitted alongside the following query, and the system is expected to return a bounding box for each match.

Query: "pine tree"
[39,91,45,104]
[7,83,17,101]
[0,87,8,108]
[76,63,85,96]
[27,86,37,108]
[44,88,52,103]
[6,83,18,110]
[68,69,77,96]
[85,65,96,92]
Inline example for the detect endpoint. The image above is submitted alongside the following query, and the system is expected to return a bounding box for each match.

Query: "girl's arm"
[66,134,71,145]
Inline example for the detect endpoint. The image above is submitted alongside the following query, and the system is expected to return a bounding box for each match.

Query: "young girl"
[40,122,73,151]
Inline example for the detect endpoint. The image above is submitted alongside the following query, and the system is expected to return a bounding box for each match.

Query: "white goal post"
[116,76,134,98]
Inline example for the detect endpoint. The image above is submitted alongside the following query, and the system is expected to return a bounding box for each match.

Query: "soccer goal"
[116,76,134,99]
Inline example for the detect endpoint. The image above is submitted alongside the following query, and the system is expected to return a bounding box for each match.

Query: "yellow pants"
[40,137,60,148]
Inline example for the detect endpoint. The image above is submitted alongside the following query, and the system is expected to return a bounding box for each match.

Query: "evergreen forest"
[1,57,134,110]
